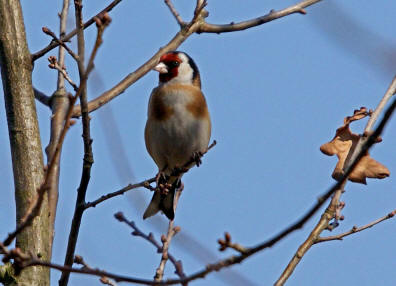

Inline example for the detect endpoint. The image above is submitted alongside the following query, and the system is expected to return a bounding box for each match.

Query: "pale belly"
[145,111,211,173]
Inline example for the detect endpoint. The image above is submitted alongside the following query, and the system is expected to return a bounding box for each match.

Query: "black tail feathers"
[143,178,180,220]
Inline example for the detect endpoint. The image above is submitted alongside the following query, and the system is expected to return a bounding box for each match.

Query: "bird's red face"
[155,53,182,83]
[154,51,200,87]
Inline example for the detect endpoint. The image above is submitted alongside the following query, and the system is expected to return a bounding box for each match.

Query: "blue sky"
[1,1,395,285]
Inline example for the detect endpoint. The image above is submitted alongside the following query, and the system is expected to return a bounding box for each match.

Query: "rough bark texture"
[0,0,51,285]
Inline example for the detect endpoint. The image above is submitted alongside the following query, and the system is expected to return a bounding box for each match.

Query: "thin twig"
[48,56,78,91]
[114,212,186,280]
[42,27,79,61]
[56,0,70,91]
[31,0,122,62]
[365,76,396,131]
[155,189,183,282]
[164,0,185,27]
[218,232,249,254]
[84,178,155,209]
[315,209,396,243]
[198,0,320,34]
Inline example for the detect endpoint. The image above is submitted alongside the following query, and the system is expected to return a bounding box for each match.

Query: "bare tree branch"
[71,0,322,117]
[42,27,79,61]
[275,76,396,285]
[217,232,249,254]
[2,95,395,284]
[56,0,70,91]
[155,189,183,282]
[48,56,78,91]
[58,6,112,286]
[31,0,122,62]
[114,212,186,281]
[43,0,71,257]
[198,0,319,33]
[84,178,155,209]
[164,0,185,27]
[84,140,216,209]
[34,88,51,106]
[315,209,396,243]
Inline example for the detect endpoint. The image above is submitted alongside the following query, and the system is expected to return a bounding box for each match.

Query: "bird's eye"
[168,61,180,68]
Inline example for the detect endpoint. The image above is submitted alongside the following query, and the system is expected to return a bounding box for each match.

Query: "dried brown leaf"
[320,108,390,184]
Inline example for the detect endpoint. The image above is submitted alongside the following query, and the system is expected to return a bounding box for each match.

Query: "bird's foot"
[191,151,203,167]
[155,171,167,186]
[157,182,172,195]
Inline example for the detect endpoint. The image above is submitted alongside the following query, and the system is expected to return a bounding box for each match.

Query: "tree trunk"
[0,0,51,285]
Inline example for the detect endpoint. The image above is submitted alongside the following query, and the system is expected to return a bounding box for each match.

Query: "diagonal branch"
[71,0,322,117]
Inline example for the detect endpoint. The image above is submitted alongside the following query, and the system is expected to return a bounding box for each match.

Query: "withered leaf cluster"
[320,107,390,184]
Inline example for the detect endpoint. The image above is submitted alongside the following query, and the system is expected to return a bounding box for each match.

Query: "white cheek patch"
[167,53,193,85]
[177,62,194,83]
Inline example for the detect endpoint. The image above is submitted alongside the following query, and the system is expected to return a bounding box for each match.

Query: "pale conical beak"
[153,62,168,74]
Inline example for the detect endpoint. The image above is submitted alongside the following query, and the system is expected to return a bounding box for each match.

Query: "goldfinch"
[143,51,211,220]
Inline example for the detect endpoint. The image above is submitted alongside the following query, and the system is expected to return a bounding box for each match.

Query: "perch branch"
[84,140,216,209]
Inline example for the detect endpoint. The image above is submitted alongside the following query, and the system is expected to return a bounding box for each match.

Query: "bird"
[143,51,211,220]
